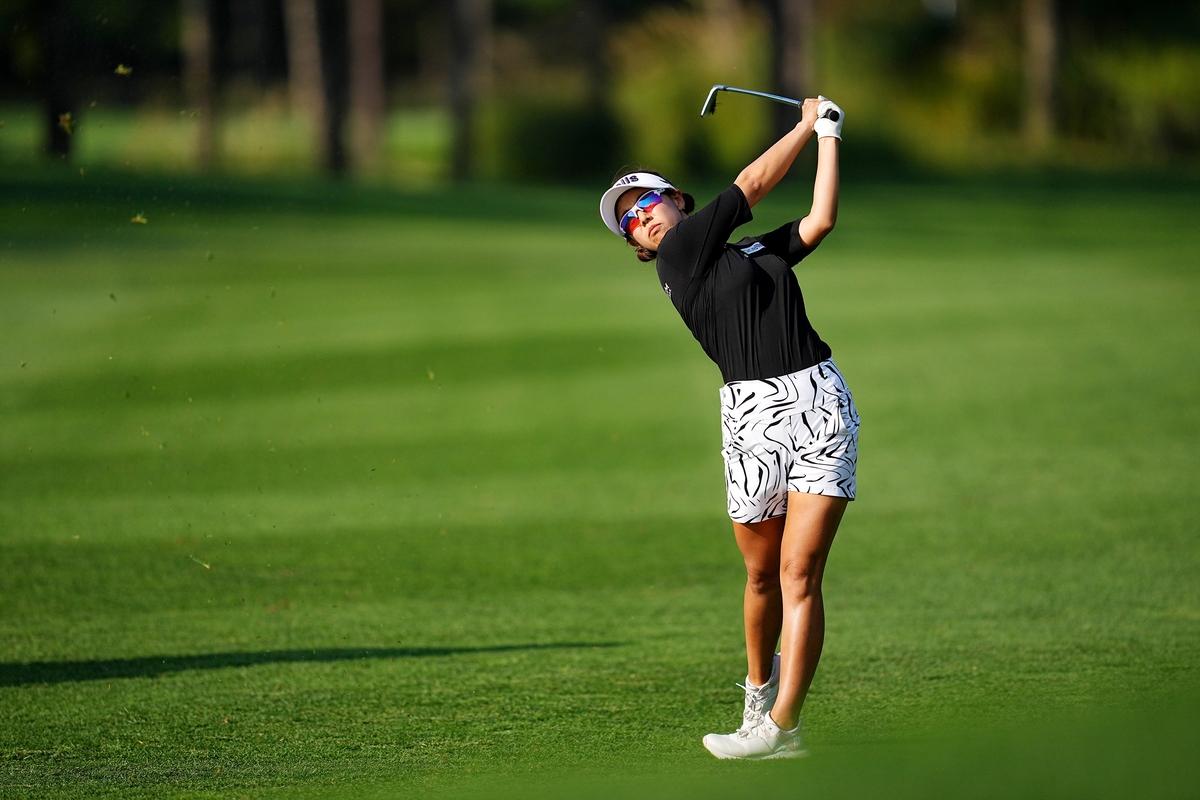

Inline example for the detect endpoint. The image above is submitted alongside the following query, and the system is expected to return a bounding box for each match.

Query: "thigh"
[780,492,847,573]
[732,515,787,574]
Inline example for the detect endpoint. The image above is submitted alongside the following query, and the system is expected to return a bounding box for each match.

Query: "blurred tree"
[482,0,623,181]
[611,1,768,179]
[578,0,608,111]
[38,0,73,158]
[1023,0,1058,147]
[181,0,218,169]
[450,0,493,179]
[765,0,813,140]
[0,0,1192,174]
[348,0,385,172]
[284,0,327,126]
[230,0,277,88]
[284,0,350,173]
[317,0,349,173]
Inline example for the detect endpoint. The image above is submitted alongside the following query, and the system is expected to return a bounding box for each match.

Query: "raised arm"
[733,97,842,249]
[797,136,839,248]
[733,97,821,208]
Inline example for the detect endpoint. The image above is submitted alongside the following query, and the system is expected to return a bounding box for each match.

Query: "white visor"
[599,172,676,237]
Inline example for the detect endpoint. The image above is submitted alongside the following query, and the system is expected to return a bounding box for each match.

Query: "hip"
[719,359,857,428]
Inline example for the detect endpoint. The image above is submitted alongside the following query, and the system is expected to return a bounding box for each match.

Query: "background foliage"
[1,0,1199,181]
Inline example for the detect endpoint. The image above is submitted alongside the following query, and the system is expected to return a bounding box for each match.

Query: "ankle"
[748,655,779,688]
[768,710,799,732]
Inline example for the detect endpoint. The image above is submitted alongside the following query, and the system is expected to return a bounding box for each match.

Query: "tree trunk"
[181,0,217,170]
[284,0,328,161]
[348,0,385,173]
[317,0,349,174]
[577,0,607,111]
[39,0,73,158]
[1022,0,1057,147]
[229,0,272,88]
[767,0,814,141]
[449,0,492,180]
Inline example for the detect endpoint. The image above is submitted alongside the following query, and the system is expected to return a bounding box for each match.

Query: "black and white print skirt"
[719,359,859,523]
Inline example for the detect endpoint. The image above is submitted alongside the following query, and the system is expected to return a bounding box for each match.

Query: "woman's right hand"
[799,97,821,130]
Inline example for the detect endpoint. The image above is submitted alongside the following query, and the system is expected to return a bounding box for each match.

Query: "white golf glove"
[814,95,844,140]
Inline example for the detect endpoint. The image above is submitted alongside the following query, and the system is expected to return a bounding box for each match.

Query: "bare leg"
[732,516,786,686]
[769,492,847,730]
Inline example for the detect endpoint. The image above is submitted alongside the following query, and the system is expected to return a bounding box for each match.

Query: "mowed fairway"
[1,169,1198,798]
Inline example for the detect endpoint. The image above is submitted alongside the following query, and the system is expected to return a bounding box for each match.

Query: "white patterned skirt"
[719,359,859,523]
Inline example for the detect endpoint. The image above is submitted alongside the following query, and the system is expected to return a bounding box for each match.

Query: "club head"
[700,85,725,117]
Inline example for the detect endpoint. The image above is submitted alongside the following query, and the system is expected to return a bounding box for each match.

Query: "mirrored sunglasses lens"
[637,191,663,210]
[620,191,662,234]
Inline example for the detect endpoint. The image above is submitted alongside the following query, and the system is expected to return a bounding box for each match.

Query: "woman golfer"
[599,97,856,759]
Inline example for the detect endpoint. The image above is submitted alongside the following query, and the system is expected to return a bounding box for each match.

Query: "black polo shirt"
[654,184,832,384]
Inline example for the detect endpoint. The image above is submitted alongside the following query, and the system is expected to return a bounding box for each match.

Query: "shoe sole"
[760,747,809,760]
[703,744,809,760]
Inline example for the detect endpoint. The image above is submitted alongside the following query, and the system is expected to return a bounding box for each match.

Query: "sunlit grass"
[0,104,452,181]
[0,169,1197,798]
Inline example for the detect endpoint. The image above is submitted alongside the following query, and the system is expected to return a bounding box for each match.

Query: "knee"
[745,564,780,597]
[779,557,822,600]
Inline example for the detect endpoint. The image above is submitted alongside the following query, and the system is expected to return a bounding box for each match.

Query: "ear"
[671,191,687,212]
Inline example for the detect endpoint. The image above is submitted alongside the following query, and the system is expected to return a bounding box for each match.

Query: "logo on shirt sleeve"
[663,282,672,298]
[740,242,766,256]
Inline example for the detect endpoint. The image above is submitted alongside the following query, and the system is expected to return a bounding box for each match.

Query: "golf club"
[700,84,840,123]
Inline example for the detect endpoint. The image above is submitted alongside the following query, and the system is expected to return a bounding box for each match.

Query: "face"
[615,187,686,251]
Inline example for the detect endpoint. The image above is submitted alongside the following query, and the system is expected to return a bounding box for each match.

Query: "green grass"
[1,166,1198,798]
[0,104,451,181]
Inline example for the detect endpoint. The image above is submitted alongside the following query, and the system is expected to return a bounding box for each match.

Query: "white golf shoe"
[736,653,780,732]
[702,713,807,760]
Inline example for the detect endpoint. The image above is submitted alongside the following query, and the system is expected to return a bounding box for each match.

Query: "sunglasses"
[620,190,668,236]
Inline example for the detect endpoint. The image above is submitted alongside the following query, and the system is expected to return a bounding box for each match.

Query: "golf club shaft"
[716,86,800,109]
[701,84,840,124]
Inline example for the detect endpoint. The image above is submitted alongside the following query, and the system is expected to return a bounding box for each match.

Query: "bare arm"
[732,97,840,248]
[733,99,819,208]
[797,137,839,248]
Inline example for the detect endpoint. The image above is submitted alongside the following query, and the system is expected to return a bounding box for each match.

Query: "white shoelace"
[735,681,772,734]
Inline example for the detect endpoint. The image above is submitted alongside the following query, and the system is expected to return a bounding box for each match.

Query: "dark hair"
[611,167,694,263]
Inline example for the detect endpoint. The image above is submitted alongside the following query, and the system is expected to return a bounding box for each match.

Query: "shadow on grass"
[0,642,621,687]
[2,329,672,415]
[3,162,1193,220]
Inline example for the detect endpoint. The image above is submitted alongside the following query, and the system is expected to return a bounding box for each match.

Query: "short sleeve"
[748,219,816,267]
[657,185,753,291]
